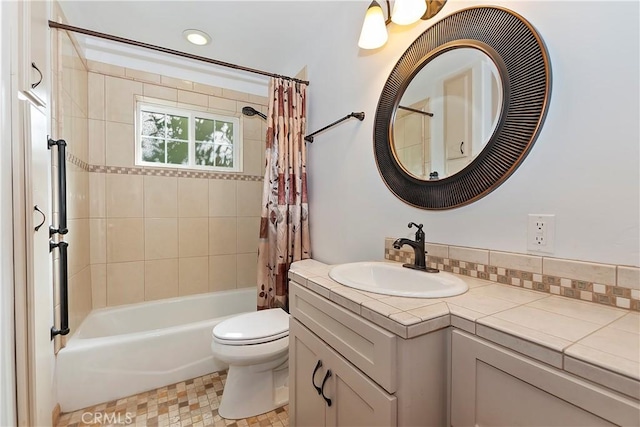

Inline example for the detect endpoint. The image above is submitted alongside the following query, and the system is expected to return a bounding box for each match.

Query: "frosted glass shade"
[358,1,388,49]
[391,0,427,25]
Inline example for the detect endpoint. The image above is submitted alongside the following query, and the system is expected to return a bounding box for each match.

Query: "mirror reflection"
[392,48,502,180]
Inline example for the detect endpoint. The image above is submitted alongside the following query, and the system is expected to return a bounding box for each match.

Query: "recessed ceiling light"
[183,29,211,46]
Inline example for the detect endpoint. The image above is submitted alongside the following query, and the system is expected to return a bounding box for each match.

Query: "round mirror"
[374,6,551,210]
[392,48,502,180]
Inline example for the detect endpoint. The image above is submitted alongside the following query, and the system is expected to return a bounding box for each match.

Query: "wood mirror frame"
[374,6,551,210]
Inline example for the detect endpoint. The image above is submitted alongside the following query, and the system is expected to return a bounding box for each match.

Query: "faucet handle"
[408,222,423,231]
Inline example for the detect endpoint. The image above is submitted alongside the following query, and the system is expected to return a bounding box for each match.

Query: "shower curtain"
[257,77,310,310]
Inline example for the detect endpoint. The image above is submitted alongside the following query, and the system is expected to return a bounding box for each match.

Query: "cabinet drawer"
[290,282,397,393]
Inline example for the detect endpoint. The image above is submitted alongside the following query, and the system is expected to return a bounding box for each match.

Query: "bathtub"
[56,287,256,412]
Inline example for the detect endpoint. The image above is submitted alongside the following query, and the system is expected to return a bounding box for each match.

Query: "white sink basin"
[328,262,469,298]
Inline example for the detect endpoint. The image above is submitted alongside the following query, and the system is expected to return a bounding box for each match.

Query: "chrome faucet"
[392,222,439,273]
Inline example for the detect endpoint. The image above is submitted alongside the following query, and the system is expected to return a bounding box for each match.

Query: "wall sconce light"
[358,0,447,49]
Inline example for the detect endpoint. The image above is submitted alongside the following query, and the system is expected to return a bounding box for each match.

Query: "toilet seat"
[212,308,289,346]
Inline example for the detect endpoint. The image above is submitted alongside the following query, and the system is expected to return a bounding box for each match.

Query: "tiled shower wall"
[52,3,93,348]
[86,61,267,308]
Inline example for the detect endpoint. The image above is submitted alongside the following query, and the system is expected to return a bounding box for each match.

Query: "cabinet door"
[290,319,397,427]
[290,319,328,427]
[451,330,639,427]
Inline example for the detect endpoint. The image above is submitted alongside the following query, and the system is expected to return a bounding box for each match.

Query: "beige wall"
[52,2,92,350]
[86,62,268,308]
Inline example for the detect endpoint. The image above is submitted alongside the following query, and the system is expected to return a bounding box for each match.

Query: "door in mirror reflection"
[393,47,502,180]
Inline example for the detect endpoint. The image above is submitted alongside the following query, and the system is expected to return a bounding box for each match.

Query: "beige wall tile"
[88,119,105,166]
[160,76,193,90]
[125,68,161,84]
[193,83,222,97]
[209,96,236,112]
[179,256,209,296]
[87,60,126,77]
[105,121,135,167]
[68,266,92,333]
[617,266,640,290]
[106,218,144,263]
[144,259,179,301]
[209,217,237,255]
[243,115,263,140]
[90,219,106,264]
[91,263,107,309]
[105,76,142,124]
[236,180,262,217]
[209,179,237,217]
[105,174,143,217]
[243,139,263,176]
[107,261,145,306]
[145,218,178,260]
[237,253,257,288]
[543,258,616,285]
[490,251,543,273]
[178,178,208,217]
[236,217,259,254]
[178,90,208,107]
[144,176,178,218]
[143,83,178,101]
[209,254,237,292]
[222,88,249,102]
[179,218,209,257]
[66,167,89,220]
[88,72,105,120]
[89,172,105,218]
[248,94,268,105]
[66,219,90,277]
[425,243,448,258]
[449,246,489,265]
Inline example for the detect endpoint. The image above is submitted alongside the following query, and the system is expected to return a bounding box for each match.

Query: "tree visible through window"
[137,102,241,172]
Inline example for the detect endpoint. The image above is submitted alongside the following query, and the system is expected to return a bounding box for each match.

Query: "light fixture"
[358,0,447,50]
[183,29,211,46]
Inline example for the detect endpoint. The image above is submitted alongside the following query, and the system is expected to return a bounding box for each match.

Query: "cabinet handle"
[312,360,323,394]
[320,370,332,407]
[34,205,46,231]
[31,62,43,89]
[460,141,464,155]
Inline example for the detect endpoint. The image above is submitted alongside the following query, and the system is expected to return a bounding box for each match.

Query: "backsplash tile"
[385,238,639,312]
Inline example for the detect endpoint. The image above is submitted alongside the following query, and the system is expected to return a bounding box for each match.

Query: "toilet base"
[218,358,289,420]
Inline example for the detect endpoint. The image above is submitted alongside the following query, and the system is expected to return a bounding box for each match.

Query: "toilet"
[210,308,290,420]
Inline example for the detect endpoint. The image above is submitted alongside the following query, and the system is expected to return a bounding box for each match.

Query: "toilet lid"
[212,308,289,345]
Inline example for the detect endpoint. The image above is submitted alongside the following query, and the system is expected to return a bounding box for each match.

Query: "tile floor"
[56,371,289,427]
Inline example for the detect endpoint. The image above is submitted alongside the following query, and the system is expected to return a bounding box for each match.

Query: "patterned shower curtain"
[257,77,310,310]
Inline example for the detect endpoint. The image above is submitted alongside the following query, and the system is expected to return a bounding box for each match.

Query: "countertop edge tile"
[564,342,640,382]
[476,324,564,368]
[361,305,409,339]
[451,314,476,334]
[564,355,640,400]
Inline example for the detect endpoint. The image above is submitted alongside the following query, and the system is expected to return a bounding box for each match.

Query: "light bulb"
[391,0,427,25]
[358,1,388,49]
[183,29,211,46]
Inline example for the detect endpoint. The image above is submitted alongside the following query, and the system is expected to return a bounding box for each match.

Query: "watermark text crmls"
[81,411,134,425]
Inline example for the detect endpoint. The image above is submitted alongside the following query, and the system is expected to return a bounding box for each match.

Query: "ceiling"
[58,1,356,80]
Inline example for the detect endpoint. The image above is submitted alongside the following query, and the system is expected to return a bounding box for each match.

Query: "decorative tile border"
[385,240,639,312]
[66,152,263,182]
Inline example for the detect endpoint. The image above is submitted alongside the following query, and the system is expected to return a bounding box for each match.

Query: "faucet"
[392,222,439,273]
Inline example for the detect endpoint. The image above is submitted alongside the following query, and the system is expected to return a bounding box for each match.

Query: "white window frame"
[135,101,243,172]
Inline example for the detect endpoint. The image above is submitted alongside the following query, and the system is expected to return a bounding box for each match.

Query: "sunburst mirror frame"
[374,6,551,210]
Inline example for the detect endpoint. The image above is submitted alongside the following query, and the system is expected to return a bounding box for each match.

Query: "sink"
[328,262,469,298]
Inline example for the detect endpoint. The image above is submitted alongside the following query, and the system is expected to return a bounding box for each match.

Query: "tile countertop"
[288,259,640,400]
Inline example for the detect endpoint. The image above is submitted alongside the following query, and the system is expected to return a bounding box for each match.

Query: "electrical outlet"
[527,214,555,253]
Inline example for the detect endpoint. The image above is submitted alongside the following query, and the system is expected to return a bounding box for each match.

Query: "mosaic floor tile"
[56,371,288,427]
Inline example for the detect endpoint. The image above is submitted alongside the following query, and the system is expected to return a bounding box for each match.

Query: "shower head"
[241,106,267,120]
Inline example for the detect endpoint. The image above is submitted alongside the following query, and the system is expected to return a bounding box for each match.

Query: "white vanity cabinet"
[289,282,449,427]
[451,330,640,427]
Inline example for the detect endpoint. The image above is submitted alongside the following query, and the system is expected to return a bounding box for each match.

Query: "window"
[136,102,242,172]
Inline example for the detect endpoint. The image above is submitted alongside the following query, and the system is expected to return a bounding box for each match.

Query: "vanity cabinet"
[451,330,639,427]
[290,319,396,426]
[289,282,449,427]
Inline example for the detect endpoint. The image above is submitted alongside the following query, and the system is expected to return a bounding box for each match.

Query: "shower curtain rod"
[48,21,310,85]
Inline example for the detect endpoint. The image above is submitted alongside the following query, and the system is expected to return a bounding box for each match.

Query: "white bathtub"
[56,288,256,412]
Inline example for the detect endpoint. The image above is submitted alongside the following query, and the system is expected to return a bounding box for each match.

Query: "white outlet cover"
[527,214,555,253]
